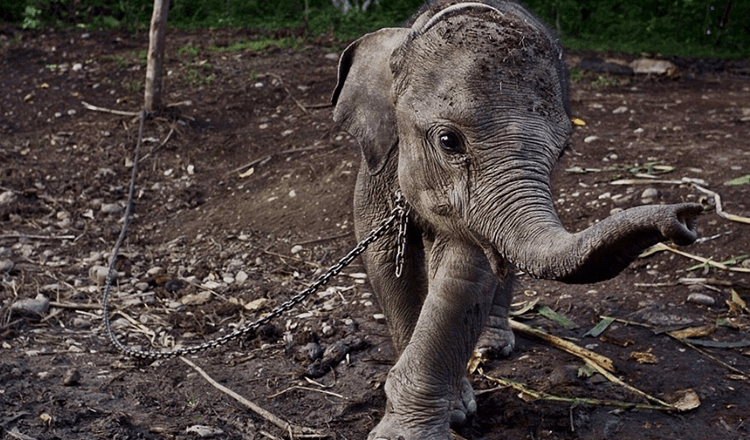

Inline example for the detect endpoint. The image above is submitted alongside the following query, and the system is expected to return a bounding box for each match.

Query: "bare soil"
[1,26,749,440]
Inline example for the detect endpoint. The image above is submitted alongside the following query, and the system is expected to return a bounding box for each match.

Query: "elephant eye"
[437,130,464,154]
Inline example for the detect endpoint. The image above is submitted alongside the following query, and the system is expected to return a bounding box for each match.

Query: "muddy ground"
[1,25,749,440]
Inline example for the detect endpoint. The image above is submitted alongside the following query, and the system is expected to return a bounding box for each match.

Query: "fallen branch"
[509,319,615,372]
[81,101,140,117]
[692,183,750,225]
[180,357,328,439]
[582,358,675,409]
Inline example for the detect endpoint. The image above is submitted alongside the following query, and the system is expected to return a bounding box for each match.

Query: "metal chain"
[103,134,409,360]
[394,191,410,278]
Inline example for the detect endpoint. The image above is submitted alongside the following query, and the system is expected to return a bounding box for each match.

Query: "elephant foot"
[367,412,453,440]
[449,376,477,426]
[476,325,515,358]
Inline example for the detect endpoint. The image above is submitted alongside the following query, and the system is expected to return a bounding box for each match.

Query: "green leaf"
[724,175,750,186]
[538,306,578,329]
[584,316,615,337]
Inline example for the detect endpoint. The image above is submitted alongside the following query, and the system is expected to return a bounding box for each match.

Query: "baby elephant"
[332,1,701,439]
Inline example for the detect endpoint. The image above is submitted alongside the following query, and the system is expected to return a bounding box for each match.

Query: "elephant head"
[333,0,700,284]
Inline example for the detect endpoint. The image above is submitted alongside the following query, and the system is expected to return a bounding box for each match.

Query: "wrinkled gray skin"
[332,1,702,439]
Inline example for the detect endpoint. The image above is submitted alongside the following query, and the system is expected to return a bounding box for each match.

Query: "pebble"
[147,266,164,276]
[583,135,599,143]
[324,52,340,60]
[687,293,715,306]
[0,191,17,206]
[72,318,91,329]
[300,342,323,361]
[235,271,248,284]
[373,313,386,323]
[89,265,112,285]
[291,245,303,254]
[100,203,123,215]
[11,294,50,317]
[135,282,149,291]
[0,259,13,272]
[62,368,81,386]
[186,425,225,438]
[612,106,628,114]
[244,298,269,312]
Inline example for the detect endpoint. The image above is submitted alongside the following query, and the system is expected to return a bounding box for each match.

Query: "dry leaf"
[667,325,716,340]
[727,289,748,314]
[244,297,270,312]
[571,117,586,126]
[179,291,212,306]
[669,389,701,412]
[630,349,658,364]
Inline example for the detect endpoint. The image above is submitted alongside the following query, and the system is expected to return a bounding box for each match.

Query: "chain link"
[104,191,409,360]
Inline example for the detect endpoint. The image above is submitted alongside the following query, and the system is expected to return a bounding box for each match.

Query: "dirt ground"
[1,25,749,440]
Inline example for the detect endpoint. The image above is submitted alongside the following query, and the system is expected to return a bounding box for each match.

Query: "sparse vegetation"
[2,1,748,57]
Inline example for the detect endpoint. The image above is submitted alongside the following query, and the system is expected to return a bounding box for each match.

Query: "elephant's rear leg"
[476,279,515,358]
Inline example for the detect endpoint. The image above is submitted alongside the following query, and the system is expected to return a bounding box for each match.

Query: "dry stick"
[645,242,750,273]
[179,357,328,439]
[49,301,102,310]
[480,373,672,411]
[669,337,750,378]
[582,359,674,409]
[264,73,308,115]
[0,233,75,241]
[267,385,347,400]
[81,101,141,117]
[226,145,332,177]
[138,125,175,162]
[509,319,615,372]
[692,183,750,225]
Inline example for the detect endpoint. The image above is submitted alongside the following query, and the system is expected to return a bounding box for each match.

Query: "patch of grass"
[178,44,200,57]
[209,37,304,53]
[591,75,619,88]
[100,54,129,69]
[126,79,143,93]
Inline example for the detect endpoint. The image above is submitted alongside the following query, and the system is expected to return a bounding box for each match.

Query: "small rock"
[0,190,17,206]
[100,203,123,215]
[321,322,334,336]
[202,280,221,290]
[291,245,303,254]
[641,188,659,203]
[0,259,13,272]
[11,294,50,317]
[630,58,679,76]
[324,52,340,61]
[583,135,599,143]
[612,106,628,114]
[89,265,112,285]
[72,63,83,72]
[186,425,225,438]
[147,266,164,276]
[135,282,149,291]
[72,318,91,329]
[62,368,81,386]
[687,293,715,306]
[244,298,270,312]
[235,271,248,284]
[180,291,212,306]
[373,313,386,323]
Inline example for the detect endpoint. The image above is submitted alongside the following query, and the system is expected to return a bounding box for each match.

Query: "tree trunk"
[144,0,170,112]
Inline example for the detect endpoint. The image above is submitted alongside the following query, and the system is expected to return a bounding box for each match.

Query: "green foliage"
[3,0,749,57]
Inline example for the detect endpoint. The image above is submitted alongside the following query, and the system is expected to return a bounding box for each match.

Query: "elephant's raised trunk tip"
[500,203,702,284]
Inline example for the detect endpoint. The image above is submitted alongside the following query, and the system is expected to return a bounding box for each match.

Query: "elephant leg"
[368,238,496,440]
[476,278,515,358]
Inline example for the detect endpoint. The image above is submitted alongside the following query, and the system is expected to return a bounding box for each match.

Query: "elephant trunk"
[479,182,701,284]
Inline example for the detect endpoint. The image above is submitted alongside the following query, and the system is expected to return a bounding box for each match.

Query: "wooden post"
[144,0,170,112]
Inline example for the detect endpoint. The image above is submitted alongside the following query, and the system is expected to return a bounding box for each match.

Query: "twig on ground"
[294,232,352,246]
[268,385,347,400]
[138,125,176,162]
[641,242,750,273]
[49,301,102,310]
[0,233,75,241]
[508,319,615,372]
[7,428,37,440]
[263,73,309,115]
[479,373,673,411]
[226,145,331,177]
[692,183,750,225]
[81,101,140,116]
[582,358,675,408]
[304,103,333,109]
[669,337,750,378]
[179,357,328,439]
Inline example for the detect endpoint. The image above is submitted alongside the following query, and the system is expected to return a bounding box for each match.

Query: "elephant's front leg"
[368,238,497,440]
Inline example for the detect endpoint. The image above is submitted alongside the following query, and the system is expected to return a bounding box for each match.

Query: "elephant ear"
[332,28,408,175]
